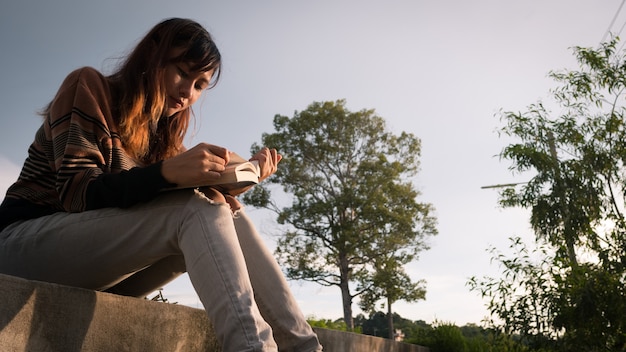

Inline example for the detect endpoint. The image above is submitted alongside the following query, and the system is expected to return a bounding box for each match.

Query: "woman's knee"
[197,187,226,203]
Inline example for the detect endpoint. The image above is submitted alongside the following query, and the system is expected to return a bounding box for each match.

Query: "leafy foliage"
[307,317,354,332]
[470,38,626,351]
[244,99,437,329]
[353,312,532,352]
[468,238,559,350]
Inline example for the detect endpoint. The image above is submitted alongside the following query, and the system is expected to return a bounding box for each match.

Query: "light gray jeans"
[0,189,322,352]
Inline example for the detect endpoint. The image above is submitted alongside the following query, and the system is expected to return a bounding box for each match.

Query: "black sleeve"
[85,161,177,210]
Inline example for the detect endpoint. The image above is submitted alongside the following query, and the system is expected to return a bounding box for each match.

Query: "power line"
[480,182,528,189]
[602,0,626,43]
[616,17,626,38]
[616,20,626,53]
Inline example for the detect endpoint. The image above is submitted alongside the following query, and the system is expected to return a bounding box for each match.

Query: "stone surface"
[0,274,218,352]
[0,273,430,352]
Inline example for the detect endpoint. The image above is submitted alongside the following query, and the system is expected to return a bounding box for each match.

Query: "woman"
[0,18,322,352]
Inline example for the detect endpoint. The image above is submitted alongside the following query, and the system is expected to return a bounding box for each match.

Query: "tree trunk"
[339,254,354,330]
[340,281,353,331]
[387,297,394,340]
[547,132,578,268]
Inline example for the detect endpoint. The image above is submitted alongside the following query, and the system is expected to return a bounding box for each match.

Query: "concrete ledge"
[313,328,429,352]
[0,273,429,352]
[0,273,219,352]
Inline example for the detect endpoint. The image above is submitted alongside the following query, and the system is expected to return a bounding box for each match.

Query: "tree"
[468,238,558,349]
[307,317,350,331]
[357,311,417,339]
[470,39,626,350]
[358,246,426,339]
[244,99,437,330]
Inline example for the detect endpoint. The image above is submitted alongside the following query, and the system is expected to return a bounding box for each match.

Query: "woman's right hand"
[161,143,230,188]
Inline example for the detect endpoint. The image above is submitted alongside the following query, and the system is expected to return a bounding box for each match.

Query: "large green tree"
[469,39,626,351]
[244,99,437,330]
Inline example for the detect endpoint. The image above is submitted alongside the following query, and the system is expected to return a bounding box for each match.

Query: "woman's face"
[163,59,214,117]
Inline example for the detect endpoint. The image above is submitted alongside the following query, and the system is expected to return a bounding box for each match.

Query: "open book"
[212,153,260,194]
[172,152,260,195]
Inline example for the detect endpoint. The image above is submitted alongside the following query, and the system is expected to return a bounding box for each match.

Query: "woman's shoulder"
[49,67,113,117]
[62,66,107,87]
[53,66,110,103]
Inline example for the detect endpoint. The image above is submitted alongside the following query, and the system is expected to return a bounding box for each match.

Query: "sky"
[0,0,624,326]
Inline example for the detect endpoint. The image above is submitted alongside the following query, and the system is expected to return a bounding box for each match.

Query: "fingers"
[205,143,230,164]
[188,143,228,168]
[256,147,281,163]
[251,147,282,182]
[252,148,274,167]
[162,143,229,187]
[167,144,281,187]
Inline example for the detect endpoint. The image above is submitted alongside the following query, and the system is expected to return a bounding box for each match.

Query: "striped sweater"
[0,67,174,230]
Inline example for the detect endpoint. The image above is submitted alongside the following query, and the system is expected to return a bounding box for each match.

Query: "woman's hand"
[161,143,230,188]
[250,147,282,183]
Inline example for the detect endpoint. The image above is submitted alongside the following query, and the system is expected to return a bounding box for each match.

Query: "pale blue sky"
[0,0,622,325]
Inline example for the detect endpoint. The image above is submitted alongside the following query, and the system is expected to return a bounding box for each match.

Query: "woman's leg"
[232,208,323,352]
[0,189,277,351]
[178,191,277,351]
[104,255,186,298]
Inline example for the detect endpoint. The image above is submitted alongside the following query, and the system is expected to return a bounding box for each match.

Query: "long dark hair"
[109,18,222,164]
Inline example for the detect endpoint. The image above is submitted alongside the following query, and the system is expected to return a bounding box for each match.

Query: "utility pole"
[547,131,578,268]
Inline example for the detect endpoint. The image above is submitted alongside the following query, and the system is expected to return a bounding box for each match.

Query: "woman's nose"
[179,82,192,98]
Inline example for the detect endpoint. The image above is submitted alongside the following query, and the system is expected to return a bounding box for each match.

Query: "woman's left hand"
[250,147,282,182]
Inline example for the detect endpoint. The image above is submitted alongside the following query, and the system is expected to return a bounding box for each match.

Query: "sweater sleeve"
[85,162,176,209]
[46,67,173,212]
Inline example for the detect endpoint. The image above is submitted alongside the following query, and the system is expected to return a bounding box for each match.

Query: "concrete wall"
[0,273,219,351]
[0,274,429,352]
[313,328,430,352]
